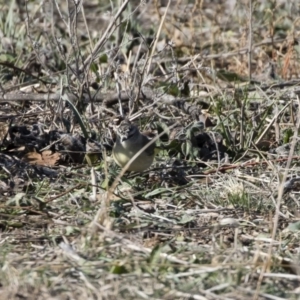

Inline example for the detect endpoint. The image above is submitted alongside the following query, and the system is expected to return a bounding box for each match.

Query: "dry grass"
[1,0,300,299]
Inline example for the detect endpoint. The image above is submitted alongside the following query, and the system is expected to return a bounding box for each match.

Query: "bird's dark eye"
[127,128,134,138]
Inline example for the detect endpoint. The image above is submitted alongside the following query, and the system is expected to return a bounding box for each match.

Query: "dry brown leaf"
[23,150,60,167]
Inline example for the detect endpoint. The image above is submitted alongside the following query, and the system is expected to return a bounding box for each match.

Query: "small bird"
[113,119,155,172]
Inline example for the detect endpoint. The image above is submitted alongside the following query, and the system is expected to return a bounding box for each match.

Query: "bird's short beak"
[121,135,128,142]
